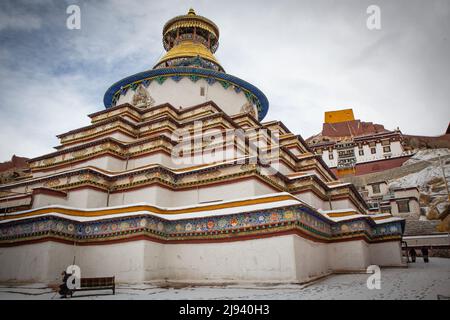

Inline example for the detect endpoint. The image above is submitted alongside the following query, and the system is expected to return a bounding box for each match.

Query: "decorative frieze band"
[0,204,403,246]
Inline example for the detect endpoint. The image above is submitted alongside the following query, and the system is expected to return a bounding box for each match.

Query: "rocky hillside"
[343,148,450,230]
[388,148,449,223]
[0,155,30,185]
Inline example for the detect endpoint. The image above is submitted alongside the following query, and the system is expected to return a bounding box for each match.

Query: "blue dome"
[103,67,269,121]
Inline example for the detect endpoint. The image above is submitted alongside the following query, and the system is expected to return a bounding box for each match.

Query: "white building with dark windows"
[307,109,414,177]
[360,181,421,219]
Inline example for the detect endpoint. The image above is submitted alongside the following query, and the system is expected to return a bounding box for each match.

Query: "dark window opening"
[397,200,410,213]
[372,183,381,194]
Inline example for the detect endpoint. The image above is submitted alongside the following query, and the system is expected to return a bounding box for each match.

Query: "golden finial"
[188,8,196,15]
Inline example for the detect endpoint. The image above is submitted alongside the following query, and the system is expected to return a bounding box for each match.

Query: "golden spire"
[154,9,223,71]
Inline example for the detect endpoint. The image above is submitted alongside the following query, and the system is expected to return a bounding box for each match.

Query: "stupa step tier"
[0,193,403,247]
[0,159,367,212]
[32,102,332,180]
[0,98,371,220]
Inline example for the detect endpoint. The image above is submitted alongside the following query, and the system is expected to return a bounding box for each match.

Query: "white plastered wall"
[116,78,253,117]
[328,240,370,271]
[58,132,134,151]
[0,236,403,284]
[369,241,403,266]
[159,236,298,283]
[32,193,67,209]
[295,192,331,211]
[0,242,73,283]
[293,236,331,282]
[329,198,359,211]
[108,179,276,207]
[33,156,125,178]
[66,188,108,208]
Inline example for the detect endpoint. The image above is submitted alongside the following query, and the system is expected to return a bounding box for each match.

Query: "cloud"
[0,6,43,32]
[0,12,42,31]
[0,67,97,160]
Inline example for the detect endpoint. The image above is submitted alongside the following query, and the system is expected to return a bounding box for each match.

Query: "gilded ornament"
[132,84,155,109]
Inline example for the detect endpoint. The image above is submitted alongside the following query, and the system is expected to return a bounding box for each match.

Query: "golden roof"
[158,40,222,67]
[163,8,219,38]
[324,109,355,124]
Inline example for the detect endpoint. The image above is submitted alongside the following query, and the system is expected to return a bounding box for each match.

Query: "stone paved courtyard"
[1,258,449,300]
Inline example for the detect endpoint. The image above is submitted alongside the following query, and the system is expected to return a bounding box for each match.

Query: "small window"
[381,207,391,214]
[200,87,205,96]
[383,146,391,153]
[359,149,364,156]
[371,148,376,154]
[372,183,381,194]
[397,200,410,213]
[329,153,334,160]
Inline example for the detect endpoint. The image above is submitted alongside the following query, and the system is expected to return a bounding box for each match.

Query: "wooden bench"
[69,276,115,297]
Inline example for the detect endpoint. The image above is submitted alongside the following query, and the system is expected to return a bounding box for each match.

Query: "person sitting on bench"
[58,271,70,298]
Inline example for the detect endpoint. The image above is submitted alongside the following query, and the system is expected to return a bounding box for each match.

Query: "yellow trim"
[327,211,358,218]
[0,194,295,221]
[371,215,393,221]
[164,20,218,38]
[158,40,221,66]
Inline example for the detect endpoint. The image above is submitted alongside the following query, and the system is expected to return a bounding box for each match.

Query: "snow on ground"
[1,258,449,300]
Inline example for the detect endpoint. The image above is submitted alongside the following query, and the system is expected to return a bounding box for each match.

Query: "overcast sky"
[0,0,449,161]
